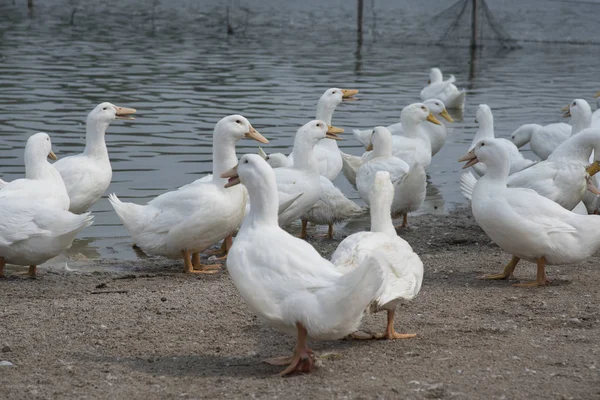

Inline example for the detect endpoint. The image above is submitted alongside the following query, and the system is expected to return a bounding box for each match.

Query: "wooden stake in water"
[470,0,478,49]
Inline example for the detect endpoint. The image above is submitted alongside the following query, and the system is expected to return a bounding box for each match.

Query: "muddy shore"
[1,209,599,399]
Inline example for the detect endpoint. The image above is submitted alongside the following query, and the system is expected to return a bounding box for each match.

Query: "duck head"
[562,99,591,119]
[428,68,443,84]
[297,119,344,145]
[366,126,393,154]
[214,115,268,144]
[424,99,453,123]
[221,153,273,189]
[401,103,442,126]
[459,139,507,170]
[26,132,57,163]
[475,104,493,126]
[88,102,136,126]
[258,148,290,169]
[510,124,538,148]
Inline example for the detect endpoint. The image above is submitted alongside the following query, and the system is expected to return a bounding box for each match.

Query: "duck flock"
[2,67,600,376]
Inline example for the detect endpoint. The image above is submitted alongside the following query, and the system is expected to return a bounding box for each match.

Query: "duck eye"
[421,106,426,110]
[481,143,485,146]
[103,107,107,110]
[236,120,241,124]
[244,159,248,164]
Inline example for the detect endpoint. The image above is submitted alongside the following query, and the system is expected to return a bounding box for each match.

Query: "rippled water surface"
[1,0,599,260]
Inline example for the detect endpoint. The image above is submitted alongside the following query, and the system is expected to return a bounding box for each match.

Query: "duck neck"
[550,130,594,162]
[370,196,396,237]
[315,103,339,150]
[245,174,280,227]
[24,152,52,181]
[571,113,591,136]
[479,157,509,187]
[471,122,494,148]
[401,119,420,138]
[83,119,110,159]
[291,137,318,172]
[212,135,239,179]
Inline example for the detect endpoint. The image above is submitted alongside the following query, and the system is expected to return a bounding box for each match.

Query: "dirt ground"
[1,209,599,400]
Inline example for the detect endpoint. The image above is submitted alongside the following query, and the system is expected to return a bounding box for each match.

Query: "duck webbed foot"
[183,250,221,274]
[512,256,550,287]
[373,309,416,340]
[480,256,520,280]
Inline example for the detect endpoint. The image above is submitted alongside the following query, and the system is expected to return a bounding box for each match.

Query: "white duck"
[221,154,384,376]
[352,98,454,156]
[288,88,358,181]
[468,104,536,177]
[0,132,69,210]
[0,134,93,278]
[332,170,423,339]
[342,103,440,187]
[511,99,593,160]
[462,127,600,211]
[592,91,600,126]
[273,121,343,236]
[258,149,363,239]
[109,115,268,274]
[460,138,600,287]
[420,67,466,110]
[53,102,136,214]
[357,127,426,228]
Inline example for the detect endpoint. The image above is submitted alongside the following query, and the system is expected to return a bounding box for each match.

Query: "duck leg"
[327,223,334,239]
[202,235,233,257]
[513,256,550,287]
[0,257,5,278]
[299,219,308,239]
[210,235,234,261]
[270,322,314,376]
[183,250,220,274]
[28,265,37,277]
[394,213,408,230]
[480,256,520,280]
[373,309,417,340]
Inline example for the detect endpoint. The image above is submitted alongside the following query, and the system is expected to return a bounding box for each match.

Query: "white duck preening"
[288,88,358,181]
[357,127,426,228]
[420,67,466,110]
[0,133,93,278]
[273,120,344,237]
[332,170,423,339]
[462,127,600,211]
[459,138,600,287]
[468,104,536,177]
[108,115,268,274]
[511,99,593,160]
[221,154,384,376]
[352,99,454,156]
[258,148,363,239]
[53,102,136,214]
[0,132,69,211]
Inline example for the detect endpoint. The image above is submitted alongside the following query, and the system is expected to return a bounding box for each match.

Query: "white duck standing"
[274,120,344,237]
[352,98,453,156]
[0,132,69,210]
[332,170,423,339]
[420,67,466,110]
[460,138,600,287]
[221,154,384,376]
[288,88,358,181]
[468,104,536,176]
[53,102,136,214]
[0,133,93,277]
[109,115,268,274]
[357,127,426,228]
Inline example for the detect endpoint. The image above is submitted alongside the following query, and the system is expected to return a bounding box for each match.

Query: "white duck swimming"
[332,170,423,339]
[258,148,363,239]
[0,133,93,278]
[462,127,600,210]
[357,127,426,228]
[53,102,136,214]
[273,121,343,236]
[460,138,600,287]
[511,99,592,160]
[420,67,466,110]
[468,104,536,177]
[109,115,268,274]
[288,88,358,181]
[0,132,69,210]
[352,99,453,156]
[221,154,384,376]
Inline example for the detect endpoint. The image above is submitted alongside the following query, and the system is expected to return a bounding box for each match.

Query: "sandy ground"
[1,209,599,400]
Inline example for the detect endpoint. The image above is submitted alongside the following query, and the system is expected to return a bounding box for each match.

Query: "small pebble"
[1,346,11,353]
[161,297,167,302]
[0,361,14,367]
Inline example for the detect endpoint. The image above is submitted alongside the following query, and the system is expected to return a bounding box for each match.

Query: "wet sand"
[1,209,599,399]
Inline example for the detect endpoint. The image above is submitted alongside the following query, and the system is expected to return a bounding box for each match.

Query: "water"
[1,0,599,261]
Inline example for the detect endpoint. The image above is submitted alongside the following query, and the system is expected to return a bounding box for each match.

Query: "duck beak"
[474,118,478,123]
[594,91,600,98]
[221,164,241,188]
[48,151,58,161]
[326,125,344,140]
[427,112,442,126]
[115,106,137,120]
[257,147,268,160]
[459,150,479,169]
[366,142,374,151]
[245,125,269,144]
[586,175,600,195]
[440,108,454,123]
[561,104,572,118]
[427,79,431,84]
[586,160,600,177]
[341,89,359,101]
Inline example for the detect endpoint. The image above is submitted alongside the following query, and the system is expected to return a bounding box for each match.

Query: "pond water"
[1,0,599,261]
